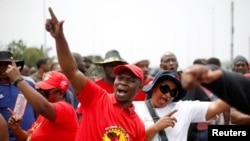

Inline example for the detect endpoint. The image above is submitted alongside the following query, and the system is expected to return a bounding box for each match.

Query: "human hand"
[154,109,178,131]
[181,65,223,90]
[45,7,65,39]
[5,57,22,82]
[7,108,22,130]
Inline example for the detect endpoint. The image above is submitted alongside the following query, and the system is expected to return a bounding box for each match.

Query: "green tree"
[1,39,54,68]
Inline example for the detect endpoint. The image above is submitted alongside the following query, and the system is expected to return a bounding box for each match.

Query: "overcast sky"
[1,0,250,69]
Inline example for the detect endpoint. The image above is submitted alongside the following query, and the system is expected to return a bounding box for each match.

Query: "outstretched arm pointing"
[45,7,87,95]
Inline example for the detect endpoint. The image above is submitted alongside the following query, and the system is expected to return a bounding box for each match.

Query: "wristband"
[14,77,24,87]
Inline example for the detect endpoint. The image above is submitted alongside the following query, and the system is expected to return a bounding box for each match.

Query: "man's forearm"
[146,124,159,141]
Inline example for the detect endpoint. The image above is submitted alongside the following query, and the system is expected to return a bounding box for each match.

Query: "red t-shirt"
[27,102,78,141]
[76,80,146,141]
[95,78,114,93]
[76,78,114,114]
[134,77,153,101]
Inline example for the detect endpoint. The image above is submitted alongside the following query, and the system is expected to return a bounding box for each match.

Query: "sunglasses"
[37,88,61,98]
[159,84,178,98]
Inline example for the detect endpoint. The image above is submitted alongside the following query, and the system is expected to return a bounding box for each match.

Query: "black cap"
[143,70,186,102]
[0,51,24,71]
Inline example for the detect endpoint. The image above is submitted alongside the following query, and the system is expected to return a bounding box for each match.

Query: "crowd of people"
[1,7,250,141]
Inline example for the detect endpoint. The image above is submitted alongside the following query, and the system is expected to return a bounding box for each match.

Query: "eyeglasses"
[37,88,61,98]
[159,84,178,98]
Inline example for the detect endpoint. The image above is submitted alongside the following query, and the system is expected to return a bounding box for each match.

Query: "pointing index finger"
[167,109,178,116]
[48,7,58,22]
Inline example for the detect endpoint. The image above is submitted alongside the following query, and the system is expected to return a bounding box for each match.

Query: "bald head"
[160,52,179,72]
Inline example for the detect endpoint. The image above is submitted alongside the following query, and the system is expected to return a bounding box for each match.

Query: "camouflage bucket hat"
[94,50,127,65]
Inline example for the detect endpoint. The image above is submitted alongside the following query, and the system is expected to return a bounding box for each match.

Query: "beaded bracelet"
[14,77,24,87]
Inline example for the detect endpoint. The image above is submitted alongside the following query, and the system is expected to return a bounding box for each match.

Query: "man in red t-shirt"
[94,49,127,93]
[45,7,146,141]
[76,50,127,120]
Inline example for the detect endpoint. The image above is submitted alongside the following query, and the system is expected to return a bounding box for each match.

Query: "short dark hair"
[36,58,49,68]
[206,57,221,67]
[193,58,206,65]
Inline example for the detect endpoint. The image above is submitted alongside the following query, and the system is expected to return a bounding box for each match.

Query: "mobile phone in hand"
[13,94,27,119]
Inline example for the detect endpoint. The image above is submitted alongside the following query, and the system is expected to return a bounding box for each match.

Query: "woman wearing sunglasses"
[133,70,230,141]
[6,61,78,141]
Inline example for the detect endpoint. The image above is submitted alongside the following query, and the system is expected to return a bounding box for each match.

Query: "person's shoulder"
[133,101,147,110]
[95,78,104,83]
[30,73,41,82]
[176,100,197,104]
[54,101,75,110]
[171,100,197,109]
[177,100,211,108]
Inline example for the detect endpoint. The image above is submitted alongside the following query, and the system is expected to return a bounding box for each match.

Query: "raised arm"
[6,58,56,122]
[205,99,230,121]
[45,7,87,95]
[230,108,250,125]
[181,64,250,115]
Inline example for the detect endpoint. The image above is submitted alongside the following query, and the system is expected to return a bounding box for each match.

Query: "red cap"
[113,64,144,84]
[36,71,69,91]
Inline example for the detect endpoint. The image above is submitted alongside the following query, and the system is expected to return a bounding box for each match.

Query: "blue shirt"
[0,80,36,141]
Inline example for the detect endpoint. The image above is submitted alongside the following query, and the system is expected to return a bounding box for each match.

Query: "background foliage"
[0,39,103,69]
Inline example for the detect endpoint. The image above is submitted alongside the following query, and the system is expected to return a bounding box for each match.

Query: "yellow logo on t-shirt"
[102,126,129,141]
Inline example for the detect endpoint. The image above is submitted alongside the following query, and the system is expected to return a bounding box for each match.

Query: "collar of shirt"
[111,95,136,115]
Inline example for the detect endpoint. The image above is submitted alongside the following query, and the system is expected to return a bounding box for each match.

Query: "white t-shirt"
[133,100,211,141]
